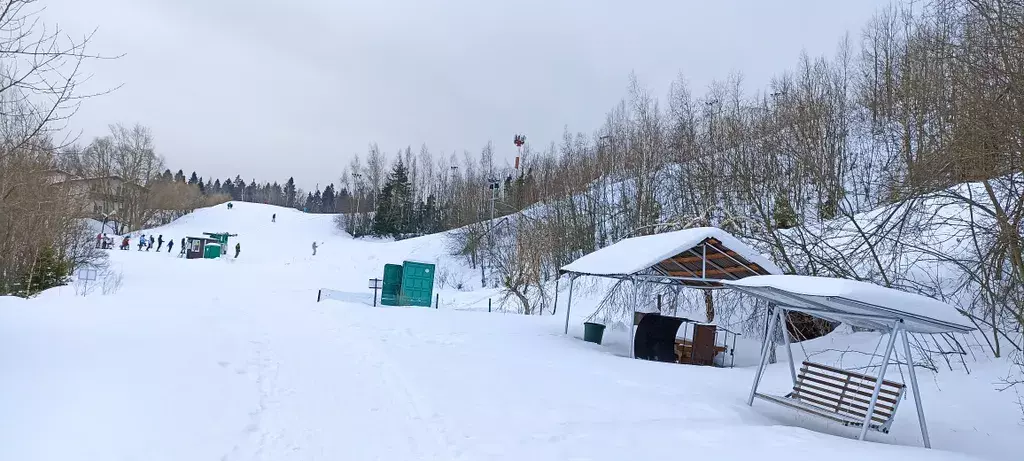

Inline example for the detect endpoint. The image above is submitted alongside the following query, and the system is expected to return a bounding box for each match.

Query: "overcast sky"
[45,0,892,190]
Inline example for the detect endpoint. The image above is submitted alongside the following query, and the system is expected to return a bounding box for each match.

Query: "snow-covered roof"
[723,275,975,334]
[559,227,783,285]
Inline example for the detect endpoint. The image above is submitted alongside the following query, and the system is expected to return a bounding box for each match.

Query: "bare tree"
[0,0,114,296]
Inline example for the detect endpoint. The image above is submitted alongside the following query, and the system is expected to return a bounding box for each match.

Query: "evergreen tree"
[321,184,336,213]
[197,177,206,194]
[222,177,236,199]
[773,192,798,230]
[419,194,440,234]
[19,247,70,297]
[212,179,222,194]
[304,191,315,212]
[245,180,257,202]
[233,176,245,200]
[284,177,297,207]
[337,187,352,213]
[161,169,173,182]
[372,160,414,237]
[269,182,283,205]
[312,189,323,213]
[188,172,199,185]
[174,169,186,183]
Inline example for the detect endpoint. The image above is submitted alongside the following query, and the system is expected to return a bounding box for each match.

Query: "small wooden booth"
[183,236,221,260]
[555,227,783,366]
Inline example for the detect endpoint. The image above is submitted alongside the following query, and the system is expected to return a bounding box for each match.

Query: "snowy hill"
[0,203,1015,461]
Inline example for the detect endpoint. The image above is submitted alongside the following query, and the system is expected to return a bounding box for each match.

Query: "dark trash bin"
[583,322,606,344]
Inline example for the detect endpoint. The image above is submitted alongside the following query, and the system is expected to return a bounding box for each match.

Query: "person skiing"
[121,236,130,250]
[167,238,174,254]
[147,237,154,251]
[234,242,240,258]
[157,235,164,251]
[311,241,318,256]
[138,235,146,251]
[180,237,187,256]
[272,213,276,223]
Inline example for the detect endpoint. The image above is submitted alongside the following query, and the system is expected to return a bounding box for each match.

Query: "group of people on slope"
[116,234,177,254]
[111,233,241,258]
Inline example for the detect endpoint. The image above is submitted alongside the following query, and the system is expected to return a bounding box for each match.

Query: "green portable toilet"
[203,242,223,259]
[203,232,237,257]
[399,261,435,307]
[380,264,403,306]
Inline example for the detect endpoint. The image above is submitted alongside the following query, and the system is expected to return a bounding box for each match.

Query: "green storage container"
[399,261,435,307]
[203,243,222,259]
[583,322,606,344]
[380,264,403,306]
[203,232,237,257]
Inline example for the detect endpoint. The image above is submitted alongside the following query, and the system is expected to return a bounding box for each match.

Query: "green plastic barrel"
[583,322,606,344]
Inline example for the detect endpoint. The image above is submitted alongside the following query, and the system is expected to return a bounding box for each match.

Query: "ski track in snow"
[211,300,461,460]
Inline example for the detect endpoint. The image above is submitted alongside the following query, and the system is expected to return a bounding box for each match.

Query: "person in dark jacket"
[234,242,240,258]
[179,237,187,255]
[156,235,164,251]
[167,239,174,253]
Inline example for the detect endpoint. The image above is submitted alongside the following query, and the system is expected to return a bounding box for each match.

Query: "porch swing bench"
[754,361,905,433]
[724,275,977,448]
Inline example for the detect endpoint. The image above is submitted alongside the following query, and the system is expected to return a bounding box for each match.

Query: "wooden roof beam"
[669,250,739,264]
[667,265,755,277]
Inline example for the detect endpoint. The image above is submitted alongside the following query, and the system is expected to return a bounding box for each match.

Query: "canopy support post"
[859,321,901,441]
[902,327,931,448]
[630,304,636,358]
[629,278,637,358]
[552,276,561,315]
[748,304,780,406]
[563,276,576,335]
[779,308,798,387]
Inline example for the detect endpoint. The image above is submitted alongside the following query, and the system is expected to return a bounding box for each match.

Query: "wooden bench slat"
[792,391,869,420]
[792,381,897,413]
[790,389,891,422]
[758,361,907,434]
[755,393,889,430]
[799,366,904,395]
[803,361,905,389]
[795,375,900,406]
[800,368,903,399]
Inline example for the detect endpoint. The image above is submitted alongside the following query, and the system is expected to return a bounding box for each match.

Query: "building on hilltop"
[45,169,148,231]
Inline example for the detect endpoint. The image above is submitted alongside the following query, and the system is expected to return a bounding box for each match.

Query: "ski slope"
[0,203,1015,461]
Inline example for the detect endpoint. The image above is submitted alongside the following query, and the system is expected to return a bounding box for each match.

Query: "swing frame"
[728,281,975,449]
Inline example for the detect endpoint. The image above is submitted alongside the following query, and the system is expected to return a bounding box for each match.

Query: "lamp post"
[480,176,500,287]
[448,166,458,224]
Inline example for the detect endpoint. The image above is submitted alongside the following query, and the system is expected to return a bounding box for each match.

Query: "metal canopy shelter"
[723,275,975,449]
[554,227,782,357]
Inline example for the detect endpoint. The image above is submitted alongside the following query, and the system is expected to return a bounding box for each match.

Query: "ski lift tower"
[513,134,525,169]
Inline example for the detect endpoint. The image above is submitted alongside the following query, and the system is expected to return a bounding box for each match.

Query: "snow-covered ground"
[0,202,1016,460]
